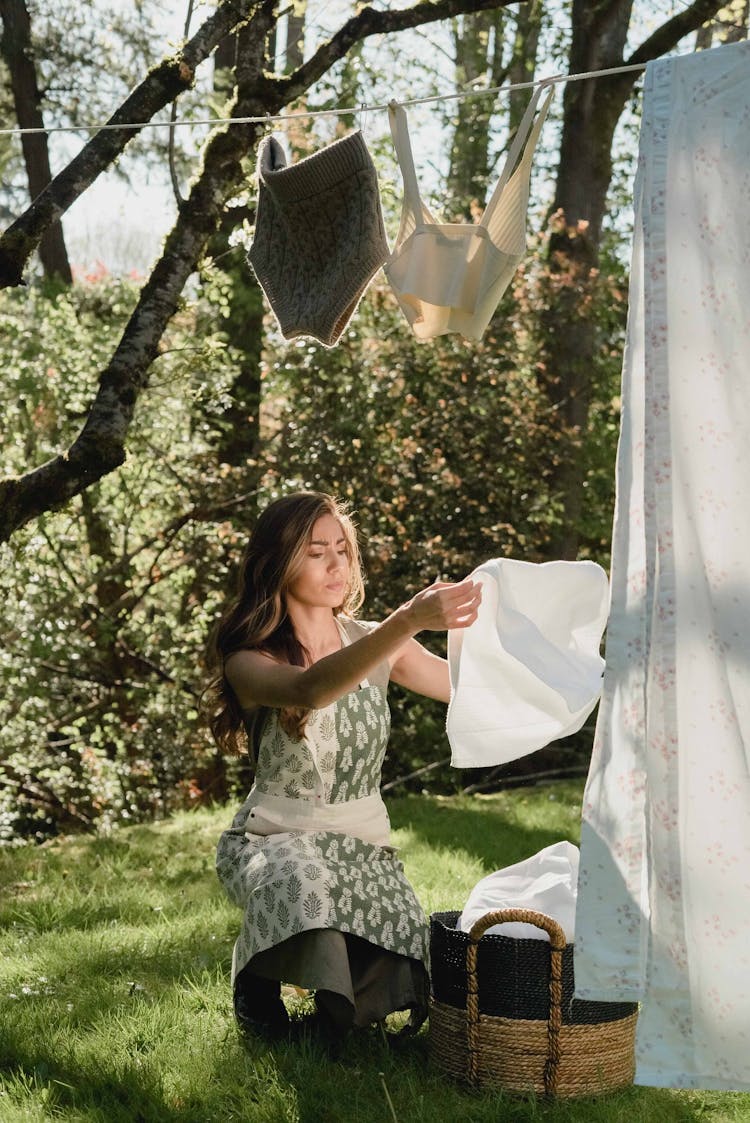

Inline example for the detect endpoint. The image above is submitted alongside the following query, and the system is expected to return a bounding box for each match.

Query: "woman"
[206,491,480,1040]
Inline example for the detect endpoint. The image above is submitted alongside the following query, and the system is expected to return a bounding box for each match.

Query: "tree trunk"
[208,21,270,493]
[209,5,308,476]
[0,0,72,282]
[78,486,133,696]
[537,1,632,558]
[445,2,542,220]
[507,0,543,134]
[539,0,727,558]
[445,10,505,219]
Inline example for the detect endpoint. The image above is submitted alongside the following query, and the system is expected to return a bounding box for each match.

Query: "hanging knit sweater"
[248,130,389,348]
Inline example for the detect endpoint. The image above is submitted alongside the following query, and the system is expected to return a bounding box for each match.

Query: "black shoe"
[233,983,290,1041]
[288,1009,347,1057]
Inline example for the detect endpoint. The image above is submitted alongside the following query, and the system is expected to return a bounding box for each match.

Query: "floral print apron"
[216,680,429,982]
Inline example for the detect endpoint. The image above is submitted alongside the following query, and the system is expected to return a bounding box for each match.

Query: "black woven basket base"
[430,911,638,1025]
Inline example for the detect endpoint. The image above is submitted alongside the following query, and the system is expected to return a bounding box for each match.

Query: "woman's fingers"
[449,601,481,629]
[445,587,482,628]
[432,577,476,601]
[412,577,482,629]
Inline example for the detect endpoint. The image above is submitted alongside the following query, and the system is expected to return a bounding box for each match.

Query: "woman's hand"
[404,577,482,633]
[226,577,482,712]
[388,578,482,701]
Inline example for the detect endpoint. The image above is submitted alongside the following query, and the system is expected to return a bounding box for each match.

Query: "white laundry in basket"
[458,841,579,942]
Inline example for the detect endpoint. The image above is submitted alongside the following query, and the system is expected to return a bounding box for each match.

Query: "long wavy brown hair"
[203,491,365,758]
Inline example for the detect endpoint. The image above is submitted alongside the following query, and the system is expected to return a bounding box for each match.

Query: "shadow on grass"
[389,793,573,871]
[1,1052,182,1123]
[0,920,236,1018]
[0,1011,725,1123]
[0,800,744,1122]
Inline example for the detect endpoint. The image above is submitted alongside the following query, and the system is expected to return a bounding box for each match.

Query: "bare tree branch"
[278,0,517,104]
[0,0,262,287]
[628,0,729,64]
[114,635,200,696]
[168,0,197,207]
[0,0,518,544]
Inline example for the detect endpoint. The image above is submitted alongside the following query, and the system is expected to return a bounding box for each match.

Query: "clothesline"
[0,60,648,138]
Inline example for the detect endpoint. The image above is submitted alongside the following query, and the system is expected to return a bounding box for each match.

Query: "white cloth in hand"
[447,558,609,767]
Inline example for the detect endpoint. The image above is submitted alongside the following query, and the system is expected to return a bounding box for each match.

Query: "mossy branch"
[0,0,516,542]
[0,0,262,288]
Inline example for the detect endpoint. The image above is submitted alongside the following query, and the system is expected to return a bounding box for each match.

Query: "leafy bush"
[1,236,626,841]
[260,240,626,789]
[0,277,249,841]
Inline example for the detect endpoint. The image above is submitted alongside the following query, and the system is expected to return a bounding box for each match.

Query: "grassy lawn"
[1,781,749,1122]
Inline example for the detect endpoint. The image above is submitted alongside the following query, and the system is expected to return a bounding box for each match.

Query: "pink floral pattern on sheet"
[575,42,750,1092]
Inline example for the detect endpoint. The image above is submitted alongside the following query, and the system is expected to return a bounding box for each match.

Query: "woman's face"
[285,513,350,610]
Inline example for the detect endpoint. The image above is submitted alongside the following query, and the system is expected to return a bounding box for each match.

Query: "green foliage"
[0,226,627,841]
[260,238,626,785]
[0,0,637,842]
[263,235,626,588]
[265,284,557,583]
[530,225,628,559]
[1,786,749,1121]
[0,277,253,843]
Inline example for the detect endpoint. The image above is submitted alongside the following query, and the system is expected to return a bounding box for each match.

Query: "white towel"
[458,841,580,942]
[447,558,609,767]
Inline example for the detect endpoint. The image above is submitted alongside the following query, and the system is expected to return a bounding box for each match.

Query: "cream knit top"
[385,83,553,341]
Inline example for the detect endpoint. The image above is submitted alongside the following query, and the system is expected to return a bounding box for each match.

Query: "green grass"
[1,782,748,1122]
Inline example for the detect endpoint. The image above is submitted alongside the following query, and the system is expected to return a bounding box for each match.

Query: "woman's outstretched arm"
[389,638,452,702]
[225,578,480,711]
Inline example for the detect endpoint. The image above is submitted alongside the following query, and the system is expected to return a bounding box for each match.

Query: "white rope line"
[0,61,648,138]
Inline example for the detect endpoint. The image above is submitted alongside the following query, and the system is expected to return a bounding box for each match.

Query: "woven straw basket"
[429,908,638,1098]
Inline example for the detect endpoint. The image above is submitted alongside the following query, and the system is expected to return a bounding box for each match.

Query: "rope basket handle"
[465,908,567,1095]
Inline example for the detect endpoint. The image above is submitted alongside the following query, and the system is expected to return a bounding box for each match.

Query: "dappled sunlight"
[0,796,747,1122]
[390,785,583,868]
